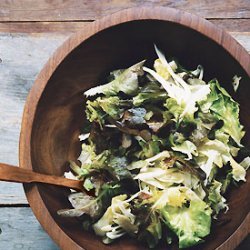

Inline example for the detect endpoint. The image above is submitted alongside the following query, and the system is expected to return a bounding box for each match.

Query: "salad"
[58,45,250,249]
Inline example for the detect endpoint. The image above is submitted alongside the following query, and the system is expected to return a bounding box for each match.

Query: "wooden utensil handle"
[0,163,40,183]
[0,163,83,191]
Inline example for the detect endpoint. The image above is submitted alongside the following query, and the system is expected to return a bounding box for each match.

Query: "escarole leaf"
[229,157,246,182]
[80,144,105,168]
[207,180,228,217]
[164,98,184,120]
[84,60,145,97]
[171,140,197,160]
[86,99,106,126]
[154,45,210,120]
[69,143,113,181]
[127,150,170,170]
[201,80,245,146]
[136,135,162,159]
[97,96,124,119]
[68,143,96,179]
[152,187,188,209]
[93,195,138,244]
[134,163,200,191]
[240,156,250,170]
[196,139,229,180]
[86,96,126,124]
[57,192,101,218]
[161,198,212,248]
[196,139,247,182]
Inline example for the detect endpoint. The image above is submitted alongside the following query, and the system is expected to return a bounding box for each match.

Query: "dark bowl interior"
[30,20,250,249]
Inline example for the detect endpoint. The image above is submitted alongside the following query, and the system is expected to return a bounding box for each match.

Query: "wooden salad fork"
[0,163,85,192]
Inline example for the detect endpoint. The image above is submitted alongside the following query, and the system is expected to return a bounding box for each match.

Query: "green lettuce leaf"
[229,157,246,182]
[172,140,197,160]
[200,80,245,146]
[83,178,94,191]
[86,99,106,126]
[165,98,184,121]
[84,61,145,97]
[97,96,124,119]
[97,183,123,211]
[196,139,247,182]
[240,156,250,170]
[127,150,170,170]
[69,144,112,180]
[196,139,229,180]
[161,199,212,248]
[133,82,168,106]
[136,135,162,159]
[207,180,228,217]
[86,96,126,124]
[134,165,200,191]
[68,143,96,179]
[219,171,232,194]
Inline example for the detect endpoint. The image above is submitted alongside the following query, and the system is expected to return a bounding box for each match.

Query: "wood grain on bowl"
[18,7,250,250]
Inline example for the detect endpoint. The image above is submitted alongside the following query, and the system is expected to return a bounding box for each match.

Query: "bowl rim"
[19,6,250,250]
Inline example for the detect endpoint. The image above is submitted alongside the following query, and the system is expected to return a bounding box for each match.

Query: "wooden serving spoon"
[0,163,85,192]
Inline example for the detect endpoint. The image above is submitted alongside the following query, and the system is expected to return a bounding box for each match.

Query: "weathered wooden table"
[0,1,249,249]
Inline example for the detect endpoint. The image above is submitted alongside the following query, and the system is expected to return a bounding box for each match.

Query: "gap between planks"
[0,203,29,207]
[0,19,249,33]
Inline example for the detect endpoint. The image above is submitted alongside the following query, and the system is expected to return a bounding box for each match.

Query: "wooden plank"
[230,32,250,53]
[0,207,58,249]
[0,0,250,21]
[0,31,249,205]
[0,19,249,33]
[0,33,66,205]
[210,19,250,33]
[0,183,27,205]
[0,21,88,33]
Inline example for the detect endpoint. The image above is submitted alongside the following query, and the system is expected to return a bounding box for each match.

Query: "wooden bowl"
[20,7,250,250]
